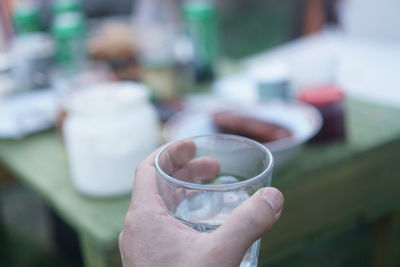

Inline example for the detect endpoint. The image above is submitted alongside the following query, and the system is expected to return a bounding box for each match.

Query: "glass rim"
[155,134,274,191]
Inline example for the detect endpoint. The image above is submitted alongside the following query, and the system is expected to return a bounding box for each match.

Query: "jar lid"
[65,81,150,116]
[246,61,289,83]
[298,84,344,107]
[213,75,258,103]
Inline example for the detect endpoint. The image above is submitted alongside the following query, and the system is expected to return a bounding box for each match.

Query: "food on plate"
[212,111,292,143]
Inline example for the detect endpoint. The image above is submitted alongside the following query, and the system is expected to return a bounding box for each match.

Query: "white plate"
[164,100,322,168]
[0,90,58,139]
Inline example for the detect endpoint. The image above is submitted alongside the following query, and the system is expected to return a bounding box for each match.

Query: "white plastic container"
[63,82,159,197]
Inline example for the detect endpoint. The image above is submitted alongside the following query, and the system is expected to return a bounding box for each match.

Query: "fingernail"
[261,189,283,214]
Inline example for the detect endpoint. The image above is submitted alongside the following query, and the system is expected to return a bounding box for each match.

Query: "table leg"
[372,211,400,267]
[0,163,16,187]
[47,207,83,265]
[79,232,122,267]
[384,212,400,267]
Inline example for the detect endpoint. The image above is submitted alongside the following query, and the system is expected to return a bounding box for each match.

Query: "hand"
[119,141,284,267]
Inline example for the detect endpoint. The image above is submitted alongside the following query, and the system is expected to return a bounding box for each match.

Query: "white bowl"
[164,100,322,168]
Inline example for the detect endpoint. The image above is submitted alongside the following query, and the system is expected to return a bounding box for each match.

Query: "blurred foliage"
[219,0,296,59]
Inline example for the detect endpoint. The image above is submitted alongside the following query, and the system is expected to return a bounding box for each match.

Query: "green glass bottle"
[12,4,41,34]
[183,0,219,83]
[52,12,86,71]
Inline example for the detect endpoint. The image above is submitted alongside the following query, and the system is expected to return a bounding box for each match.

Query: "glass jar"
[63,82,159,197]
[132,0,181,101]
[298,84,346,143]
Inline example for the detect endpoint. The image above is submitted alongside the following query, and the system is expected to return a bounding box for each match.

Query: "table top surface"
[245,28,400,109]
[0,99,400,246]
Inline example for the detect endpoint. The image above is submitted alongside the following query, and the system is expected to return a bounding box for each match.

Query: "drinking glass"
[155,134,274,267]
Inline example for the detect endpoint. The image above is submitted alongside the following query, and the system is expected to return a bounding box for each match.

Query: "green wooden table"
[1,99,400,267]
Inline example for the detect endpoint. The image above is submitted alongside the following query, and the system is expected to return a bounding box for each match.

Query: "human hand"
[119,140,284,267]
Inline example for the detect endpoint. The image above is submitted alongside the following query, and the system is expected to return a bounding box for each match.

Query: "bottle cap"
[54,0,81,14]
[298,84,344,107]
[13,4,41,33]
[183,1,215,19]
[52,12,85,40]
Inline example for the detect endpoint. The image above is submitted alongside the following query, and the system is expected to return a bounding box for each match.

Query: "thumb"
[211,187,284,258]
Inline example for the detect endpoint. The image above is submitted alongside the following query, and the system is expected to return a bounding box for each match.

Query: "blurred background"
[1,0,400,266]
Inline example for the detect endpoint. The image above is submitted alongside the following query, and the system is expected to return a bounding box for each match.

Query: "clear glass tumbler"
[155,134,274,267]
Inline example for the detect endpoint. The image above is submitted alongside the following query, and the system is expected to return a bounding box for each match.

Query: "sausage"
[212,111,292,143]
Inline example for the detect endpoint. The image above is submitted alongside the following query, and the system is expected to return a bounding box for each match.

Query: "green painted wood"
[260,137,400,266]
[257,99,400,265]
[0,99,400,267]
[258,96,400,264]
[0,132,130,245]
[267,223,373,267]
[386,212,400,267]
[372,216,389,267]
[80,231,121,267]
[369,211,400,267]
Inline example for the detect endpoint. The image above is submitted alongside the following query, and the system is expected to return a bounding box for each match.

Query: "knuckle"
[135,162,146,175]
[245,210,269,231]
[202,242,239,267]
[123,210,139,233]
[247,214,266,232]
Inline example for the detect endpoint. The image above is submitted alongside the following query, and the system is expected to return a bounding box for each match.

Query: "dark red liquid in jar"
[298,84,346,142]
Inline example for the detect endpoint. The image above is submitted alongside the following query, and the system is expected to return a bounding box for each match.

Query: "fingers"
[132,139,196,204]
[158,139,196,174]
[172,157,220,183]
[132,164,160,200]
[210,187,284,258]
